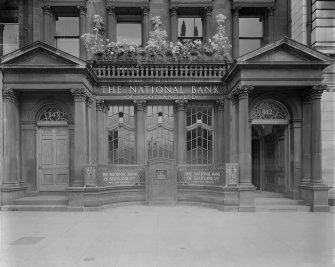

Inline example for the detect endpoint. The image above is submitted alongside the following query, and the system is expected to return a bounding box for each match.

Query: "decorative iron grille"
[250,101,288,120]
[39,107,69,121]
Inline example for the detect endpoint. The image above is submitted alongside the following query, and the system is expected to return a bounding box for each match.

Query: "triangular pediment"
[238,37,332,63]
[0,41,86,67]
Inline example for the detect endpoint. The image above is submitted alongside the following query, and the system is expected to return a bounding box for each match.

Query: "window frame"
[239,16,264,56]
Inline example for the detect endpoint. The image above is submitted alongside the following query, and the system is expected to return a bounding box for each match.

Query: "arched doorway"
[251,100,290,193]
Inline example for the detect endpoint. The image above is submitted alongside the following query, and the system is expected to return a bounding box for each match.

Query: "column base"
[1,183,27,205]
[300,183,330,212]
[238,184,256,212]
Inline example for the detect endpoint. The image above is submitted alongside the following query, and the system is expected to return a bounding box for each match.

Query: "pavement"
[0,206,334,267]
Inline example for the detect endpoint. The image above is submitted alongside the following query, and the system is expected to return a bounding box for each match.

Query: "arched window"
[251,100,289,124]
[38,106,69,121]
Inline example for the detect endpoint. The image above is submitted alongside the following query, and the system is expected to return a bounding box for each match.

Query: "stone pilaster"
[0,24,4,56]
[134,100,146,164]
[71,88,88,187]
[170,7,178,43]
[232,7,240,58]
[301,91,312,185]
[142,7,150,45]
[216,99,225,164]
[267,7,275,43]
[42,5,52,45]
[223,97,231,163]
[78,4,87,59]
[96,99,107,165]
[106,6,116,42]
[86,94,94,165]
[204,6,213,43]
[175,100,188,164]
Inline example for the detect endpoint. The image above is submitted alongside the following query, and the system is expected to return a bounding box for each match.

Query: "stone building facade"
[0,0,334,211]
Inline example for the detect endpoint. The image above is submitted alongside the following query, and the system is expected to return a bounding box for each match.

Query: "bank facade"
[0,0,334,211]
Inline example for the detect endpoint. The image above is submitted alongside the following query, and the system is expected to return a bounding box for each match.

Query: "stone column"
[216,99,225,164]
[170,7,178,43]
[142,7,150,45]
[96,99,107,165]
[232,8,240,58]
[223,97,231,162]
[204,6,213,43]
[0,24,4,56]
[302,93,311,184]
[267,7,275,43]
[86,94,93,164]
[291,119,303,199]
[175,100,188,164]
[78,5,87,59]
[230,93,239,163]
[71,89,88,187]
[134,100,146,165]
[42,5,52,45]
[106,6,116,42]
[237,85,253,186]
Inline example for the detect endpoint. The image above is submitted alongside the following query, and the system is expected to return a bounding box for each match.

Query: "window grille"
[39,107,69,121]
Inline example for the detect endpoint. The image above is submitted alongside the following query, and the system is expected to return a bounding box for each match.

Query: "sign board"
[178,168,225,186]
[97,165,144,186]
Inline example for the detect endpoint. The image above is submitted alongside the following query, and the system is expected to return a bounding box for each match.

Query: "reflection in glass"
[239,17,263,56]
[178,17,203,43]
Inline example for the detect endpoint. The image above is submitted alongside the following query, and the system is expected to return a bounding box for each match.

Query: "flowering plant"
[81,15,105,55]
[145,16,169,57]
[105,41,139,61]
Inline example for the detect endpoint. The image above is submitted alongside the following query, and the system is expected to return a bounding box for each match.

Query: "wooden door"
[38,126,69,191]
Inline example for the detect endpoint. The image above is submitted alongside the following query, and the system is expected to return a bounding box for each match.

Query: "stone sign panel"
[177,167,225,186]
[97,165,145,186]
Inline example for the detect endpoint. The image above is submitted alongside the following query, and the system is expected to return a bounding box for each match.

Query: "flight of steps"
[254,191,310,212]
[1,195,69,211]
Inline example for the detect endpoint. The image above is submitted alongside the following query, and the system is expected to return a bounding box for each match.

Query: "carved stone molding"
[170,7,178,16]
[41,5,51,15]
[204,6,213,16]
[236,85,253,99]
[216,99,225,111]
[142,7,150,16]
[96,99,105,111]
[71,88,87,102]
[86,94,94,107]
[310,84,327,98]
[134,100,146,111]
[2,88,17,103]
[77,5,87,15]
[175,100,188,111]
[106,5,115,13]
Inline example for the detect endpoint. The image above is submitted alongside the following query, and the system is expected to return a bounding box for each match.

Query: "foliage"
[81,14,232,62]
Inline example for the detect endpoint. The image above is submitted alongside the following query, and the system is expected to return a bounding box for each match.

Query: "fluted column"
[170,7,178,43]
[267,7,275,43]
[204,6,213,43]
[142,7,150,45]
[175,100,188,164]
[96,99,107,165]
[106,6,116,42]
[71,88,88,187]
[42,5,52,45]
[78,5,87,59]
[237,85,253,186]
[310,85,326,184]
[216,99,225,164]
[0,24,4,56]
[232,8,240,58]
[134,100,146,164]
[302,92,312,184]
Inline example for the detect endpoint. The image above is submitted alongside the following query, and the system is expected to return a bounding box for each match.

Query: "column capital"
[301,90,312,103]
[2,87,17,103]
[71,88,87,102]
[106,5,115,13]
[310,84,327,98]
[96,99,105,111]
[134,100,146,111]
[41,5,51,15]
[236,85,253,99]
[267,7,275,14]
[77,5,87,15]
[141,6,150,16]
[232,7,242,15]
[204,6,213,16]
[86,94,94,107]
[216,99,225,111]
[0,24,5,32]
[170,7,178,16]
[175,100,188,111]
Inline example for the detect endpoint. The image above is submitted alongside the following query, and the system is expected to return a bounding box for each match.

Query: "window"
[186,104,214,165]
[107,105,135,164]
[116,14,142,45]
[55,17,79,57]
[178,17,203,43]
[239,17,263,55]
[1,23,19,55]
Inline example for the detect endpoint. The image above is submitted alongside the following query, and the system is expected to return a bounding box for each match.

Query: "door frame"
[36,121,69,192]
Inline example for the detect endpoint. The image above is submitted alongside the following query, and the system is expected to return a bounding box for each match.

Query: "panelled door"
[38,126,69,191]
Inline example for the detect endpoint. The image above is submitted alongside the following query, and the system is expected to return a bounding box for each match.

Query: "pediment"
[0,41,86,68]
[238,37,332,64]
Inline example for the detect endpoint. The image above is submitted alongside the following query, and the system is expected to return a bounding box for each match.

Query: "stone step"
[254,198,306,205]
[253,191,285,198]
[1,205,68,212]
[13,196,68,206]
[255,205,311,212]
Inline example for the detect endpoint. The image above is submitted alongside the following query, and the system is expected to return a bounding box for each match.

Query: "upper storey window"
[116,11,143,45]
[55,17,79,57]
[239,17,263,55]
[178,17,203,43]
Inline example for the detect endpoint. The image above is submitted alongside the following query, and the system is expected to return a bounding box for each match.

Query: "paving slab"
[0,206,334,267]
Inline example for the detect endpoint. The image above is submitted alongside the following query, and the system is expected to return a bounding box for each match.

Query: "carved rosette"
[41,5,51,15]
[236,85,253,99]
[2,88,17,103]
[134,100,146,111]
[71,88,87,102]
[310,84,327,99]
[216,99,225,111]
[175,100,188,111]
[96,99,105,111]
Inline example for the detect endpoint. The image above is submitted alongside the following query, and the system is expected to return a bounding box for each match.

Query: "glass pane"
[117,23,141,45]
[239,39,262,56]
[2,24,19,54]
[178,18,203,38]
[56,38,79,57]
[55,17,79,36]
[239,18,263,38]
